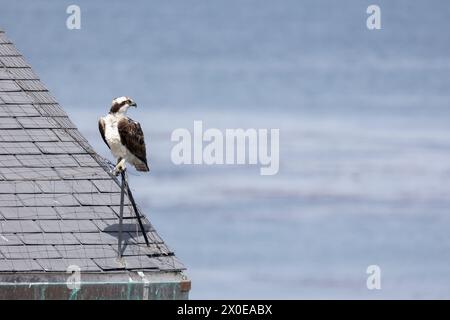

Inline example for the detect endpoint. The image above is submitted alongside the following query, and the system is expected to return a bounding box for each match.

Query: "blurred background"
[1,0,450,298]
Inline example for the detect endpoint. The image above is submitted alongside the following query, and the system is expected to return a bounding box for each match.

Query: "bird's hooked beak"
[129,100,137,107]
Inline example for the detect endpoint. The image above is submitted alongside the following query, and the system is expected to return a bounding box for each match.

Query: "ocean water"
[1,0,450,298]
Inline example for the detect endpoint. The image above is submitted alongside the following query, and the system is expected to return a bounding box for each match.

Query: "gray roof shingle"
[0,31,184,274]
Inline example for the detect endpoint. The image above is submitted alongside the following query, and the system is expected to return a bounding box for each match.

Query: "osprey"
[98,96,149,175]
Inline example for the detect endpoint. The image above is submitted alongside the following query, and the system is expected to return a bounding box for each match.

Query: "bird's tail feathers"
[135,162,150,172]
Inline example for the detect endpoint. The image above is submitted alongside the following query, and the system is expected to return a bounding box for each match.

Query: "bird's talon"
[112,159,126,176]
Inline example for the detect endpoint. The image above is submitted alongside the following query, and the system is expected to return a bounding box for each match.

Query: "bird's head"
[109,96,137,115]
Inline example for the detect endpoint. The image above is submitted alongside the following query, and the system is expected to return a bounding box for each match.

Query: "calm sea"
[1,0,450,298]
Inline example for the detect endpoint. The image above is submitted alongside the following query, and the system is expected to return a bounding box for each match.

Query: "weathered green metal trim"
[0,281,189,300]
[0,271,190,300]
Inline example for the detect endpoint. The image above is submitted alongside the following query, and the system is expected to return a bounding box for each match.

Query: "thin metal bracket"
[117,170,126,258]
[117,169,150,258]
[125,177,150,246]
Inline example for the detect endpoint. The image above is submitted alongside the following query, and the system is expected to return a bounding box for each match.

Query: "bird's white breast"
[103,114,127,159]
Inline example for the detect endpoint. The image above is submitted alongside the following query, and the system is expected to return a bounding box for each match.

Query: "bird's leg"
[117,158,126,172]
[112,158,127,176]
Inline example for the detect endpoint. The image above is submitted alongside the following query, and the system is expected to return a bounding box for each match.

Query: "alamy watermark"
[66,4,81,30]
[171,121,280,175]
[366,5,381,30]
[366,265,381,290]
[66,265,81,290]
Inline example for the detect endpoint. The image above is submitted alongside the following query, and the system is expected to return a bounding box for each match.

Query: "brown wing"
[117,117,149,171]
[98,117,110,149]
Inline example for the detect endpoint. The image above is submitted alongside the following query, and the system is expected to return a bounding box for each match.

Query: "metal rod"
[124,174,150,246]
[117,170,126,257]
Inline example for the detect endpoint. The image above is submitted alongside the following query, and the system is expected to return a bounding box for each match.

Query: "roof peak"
[0,30,186,280]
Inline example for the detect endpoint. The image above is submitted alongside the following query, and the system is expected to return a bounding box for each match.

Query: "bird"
[98,96,150,175]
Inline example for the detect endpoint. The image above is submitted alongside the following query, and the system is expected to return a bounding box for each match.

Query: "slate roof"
[0,29,185,274]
